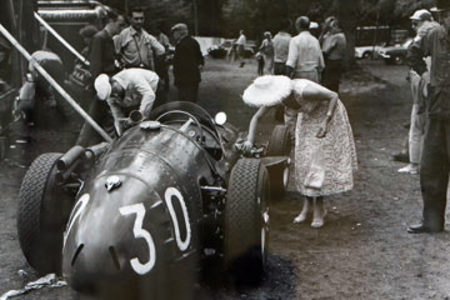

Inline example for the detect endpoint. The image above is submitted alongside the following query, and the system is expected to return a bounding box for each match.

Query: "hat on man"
[94,74,111,101]
[242,75,292,107]
[171,23,188,32]
[431,0,450,12]
[410,9,432,21]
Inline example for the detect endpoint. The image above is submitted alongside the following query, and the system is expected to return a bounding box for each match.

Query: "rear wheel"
[394,56,404,65]
[266,125,291,156]
[17,152,74,274]
[224,158,269,285]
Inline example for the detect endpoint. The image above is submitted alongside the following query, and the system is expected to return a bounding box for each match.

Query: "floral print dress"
[289,79,357,197]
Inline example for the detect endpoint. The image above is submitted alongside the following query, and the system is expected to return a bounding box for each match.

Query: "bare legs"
[293,196,327,228]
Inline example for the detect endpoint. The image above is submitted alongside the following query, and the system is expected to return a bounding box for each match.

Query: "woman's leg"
[293,196,313,223]
[311,196,327,228]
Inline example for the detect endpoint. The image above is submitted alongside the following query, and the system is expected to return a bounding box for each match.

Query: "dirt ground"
[2,58,450,299]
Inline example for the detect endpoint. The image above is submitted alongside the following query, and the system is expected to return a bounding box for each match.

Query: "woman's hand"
[316,120,329,138]
[242,140,254,153]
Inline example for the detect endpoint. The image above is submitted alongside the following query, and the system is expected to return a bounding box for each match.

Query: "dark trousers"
[274,62,287,76]
[322,59,342,93]
[177,83,199,103]
[420,118,450,230]
[273,62,287,122]
[76,98,115,147]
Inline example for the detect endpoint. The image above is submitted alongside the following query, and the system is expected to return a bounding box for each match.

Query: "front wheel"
[224,158,269,285]
[17,153,74,274]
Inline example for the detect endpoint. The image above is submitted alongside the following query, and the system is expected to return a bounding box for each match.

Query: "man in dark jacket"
[76,9,125,146]
[407,0,450,233]
[89,10,125,78]
[171,23,204,102]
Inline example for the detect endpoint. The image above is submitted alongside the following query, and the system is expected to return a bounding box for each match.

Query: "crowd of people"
[9,0,450,233]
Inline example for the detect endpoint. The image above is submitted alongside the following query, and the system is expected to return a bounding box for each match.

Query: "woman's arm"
[301,80,339,138]
[243,106,270,150]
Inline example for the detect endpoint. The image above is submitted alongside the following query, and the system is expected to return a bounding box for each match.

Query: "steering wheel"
[156,110,205,144]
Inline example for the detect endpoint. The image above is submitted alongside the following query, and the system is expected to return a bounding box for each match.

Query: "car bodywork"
[16,101,290,299]
[377,39,412,65]
[207,39,256,59]
[354,45,382,59]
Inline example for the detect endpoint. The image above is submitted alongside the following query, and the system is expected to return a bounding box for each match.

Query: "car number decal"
[164,187,192,252]
[63,193,90,248]
[119,203,156,275]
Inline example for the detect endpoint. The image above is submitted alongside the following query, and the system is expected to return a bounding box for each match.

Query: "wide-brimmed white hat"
[94,74,111,101]
[242,75,292,107]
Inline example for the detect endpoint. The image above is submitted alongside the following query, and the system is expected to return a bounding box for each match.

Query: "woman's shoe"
[293,211,308,224]
[311,209,327,228]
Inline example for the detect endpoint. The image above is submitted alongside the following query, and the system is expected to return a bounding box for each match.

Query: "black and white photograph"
[1,0,450,299]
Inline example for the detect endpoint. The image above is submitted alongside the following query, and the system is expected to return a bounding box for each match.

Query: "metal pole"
[0,23,112,143]
[34,12,90,67]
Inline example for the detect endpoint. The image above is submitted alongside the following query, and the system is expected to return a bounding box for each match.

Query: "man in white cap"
[94,68,159,136]
[397,9,438,175]
[407,0,450,233]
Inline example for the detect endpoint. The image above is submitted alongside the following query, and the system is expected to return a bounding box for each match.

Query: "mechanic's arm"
[136,82,156,118]
[244,106,270,150]
[106,97,125,136]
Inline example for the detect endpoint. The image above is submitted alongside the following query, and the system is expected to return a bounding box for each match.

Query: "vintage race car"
[16,101,291,299]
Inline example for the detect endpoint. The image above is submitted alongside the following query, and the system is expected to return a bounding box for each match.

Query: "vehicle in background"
[354,45,384,59]
[207,39,255,59]
[377,39,413,65]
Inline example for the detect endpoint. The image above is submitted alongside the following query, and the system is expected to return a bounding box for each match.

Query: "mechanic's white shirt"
[111,68,159,114]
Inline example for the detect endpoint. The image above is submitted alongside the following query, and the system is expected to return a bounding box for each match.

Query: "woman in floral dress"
[242,75,357,228]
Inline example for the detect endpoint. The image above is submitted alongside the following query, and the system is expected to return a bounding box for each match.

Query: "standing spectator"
[115,7,165,71]
[406,0,450,234]
[259,31,274,74]
[285,16,325,139]
[255,51,265,76]
[236,29,247,67]
[398,9,438,175]
[78,25,98,59]
[89,10,125,79]
[66,25,98,97]
[273,21,292,76]
[155,26,171,92]
[171,23,204,103]
[321,17,347,92]
[93,68,159,136]
[273,20,292,121]
[77,10,125,146]
[241,76,357,228]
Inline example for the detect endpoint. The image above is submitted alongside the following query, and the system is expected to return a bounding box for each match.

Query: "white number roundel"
[164,187,192,251]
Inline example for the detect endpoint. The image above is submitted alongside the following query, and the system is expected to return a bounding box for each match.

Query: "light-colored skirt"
[294,100,357,197]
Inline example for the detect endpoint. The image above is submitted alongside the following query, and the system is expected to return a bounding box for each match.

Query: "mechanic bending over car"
[241,75,357,228]
[94,68,159,136]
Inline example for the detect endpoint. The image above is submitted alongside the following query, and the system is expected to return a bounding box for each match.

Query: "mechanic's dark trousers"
[76,98,115,147]
[322,59,342,93]
[419,118,450,231]
[177,83,199,103]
